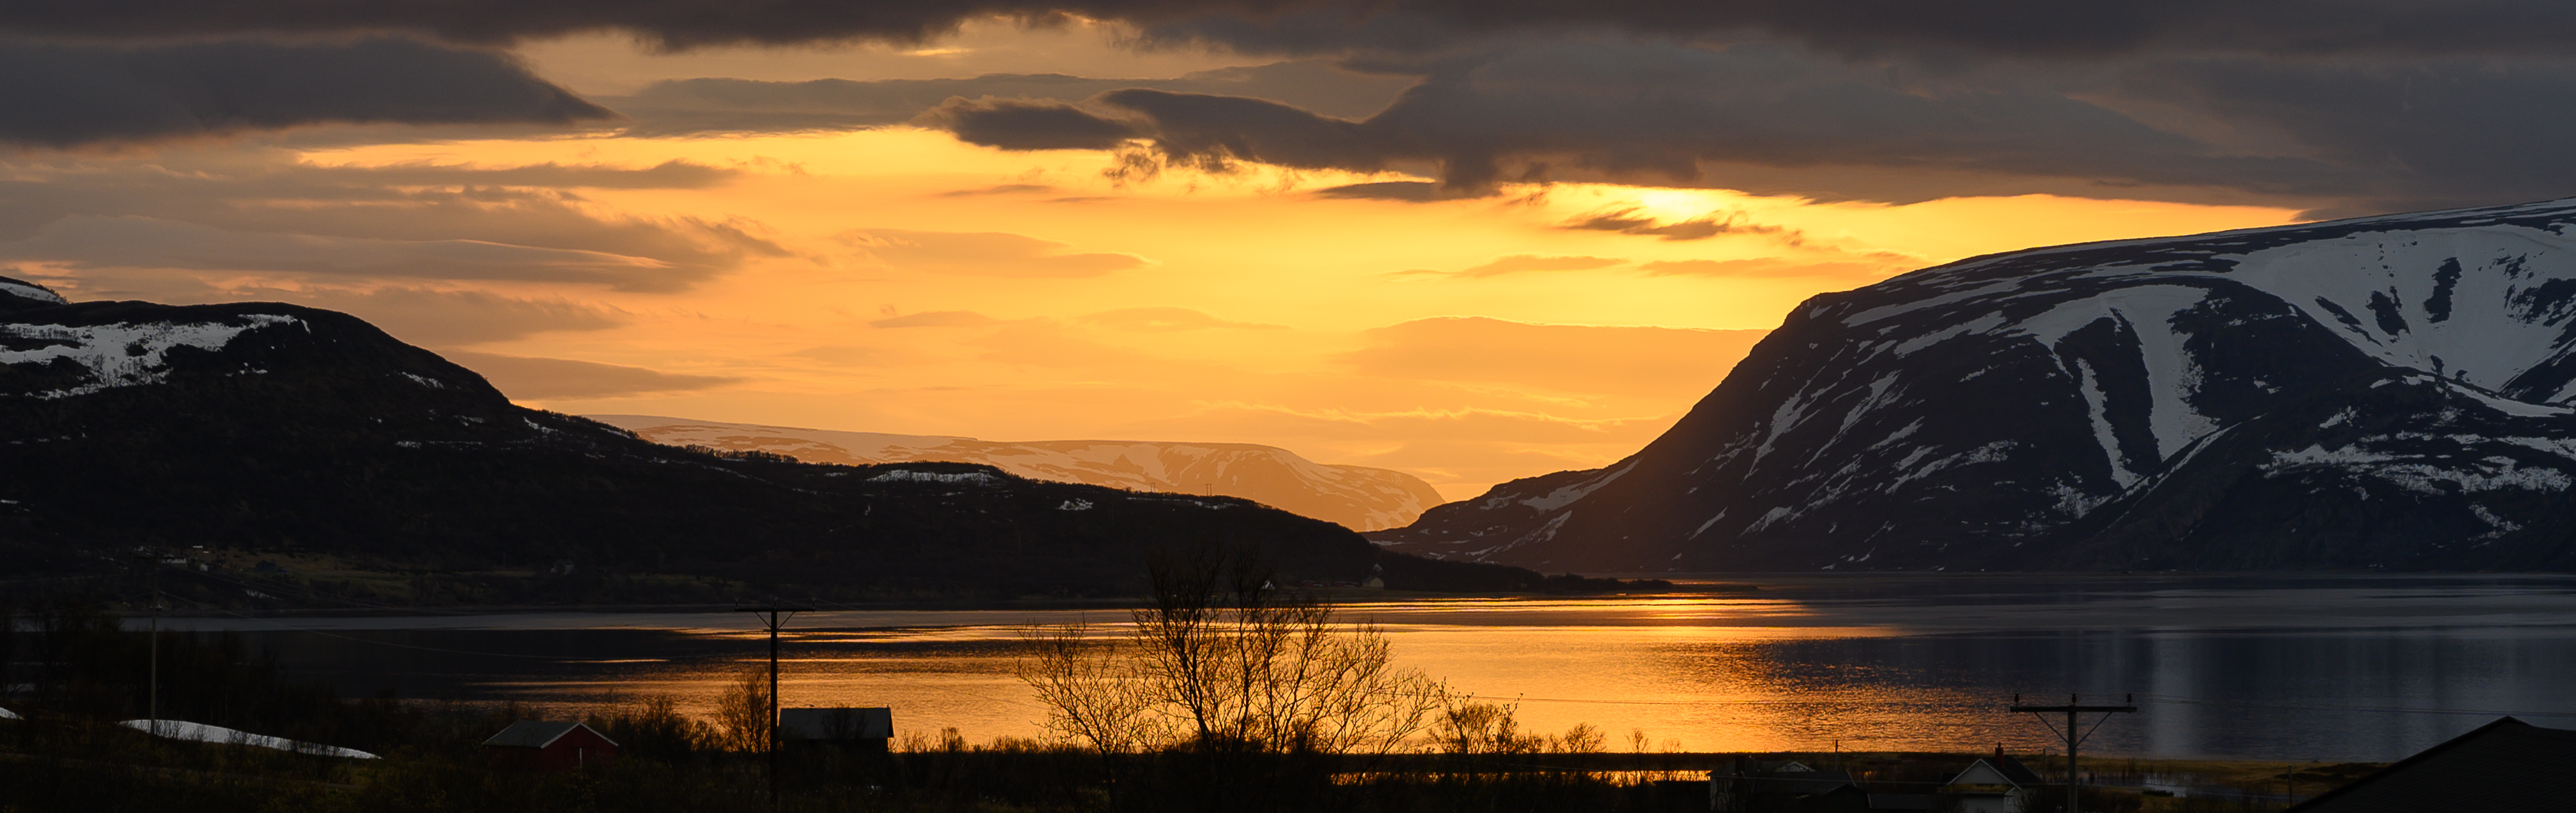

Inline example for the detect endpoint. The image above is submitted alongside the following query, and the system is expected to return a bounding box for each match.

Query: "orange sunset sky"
[5,18,2322,499]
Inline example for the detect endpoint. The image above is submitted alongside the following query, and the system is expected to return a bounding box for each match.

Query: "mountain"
[0,278,1535,601]
[1373,198,2576,573]
[589,416,1446,531]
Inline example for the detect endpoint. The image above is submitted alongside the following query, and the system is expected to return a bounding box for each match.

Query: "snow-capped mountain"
[0,277,1531,597]
[589,416,1445,531]
[1374,198,2576,572]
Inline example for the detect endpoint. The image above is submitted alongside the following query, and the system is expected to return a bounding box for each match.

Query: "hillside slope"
[1374,198,2576,572]
[590,416,1446,531]
[0,279,1533,601]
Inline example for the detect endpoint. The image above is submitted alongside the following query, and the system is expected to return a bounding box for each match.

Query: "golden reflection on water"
[484,596,2066,754]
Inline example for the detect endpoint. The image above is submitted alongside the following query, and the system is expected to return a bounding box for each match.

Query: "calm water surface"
[160,575,2576,761]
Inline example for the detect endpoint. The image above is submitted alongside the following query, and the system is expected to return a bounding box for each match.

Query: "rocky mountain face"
[590,416,1446,531]
[1373,198,2576,573]
[0,279,1532,599]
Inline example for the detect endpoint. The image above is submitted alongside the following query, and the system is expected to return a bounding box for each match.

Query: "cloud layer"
[0,36,608,147]
[0,150,774,292]
[15,2,2576,57]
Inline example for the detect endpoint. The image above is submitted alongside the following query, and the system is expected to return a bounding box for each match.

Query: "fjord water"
[168,575,2576,761]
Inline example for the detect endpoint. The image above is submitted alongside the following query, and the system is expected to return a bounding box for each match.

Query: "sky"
[11,3,2569,500]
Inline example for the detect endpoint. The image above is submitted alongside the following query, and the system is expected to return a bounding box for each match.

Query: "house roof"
[482,721,618,749]
[780,707,893,740]
[2290,716,2576,812]
[1949,753,2047,789]
[1990,754,2044,786]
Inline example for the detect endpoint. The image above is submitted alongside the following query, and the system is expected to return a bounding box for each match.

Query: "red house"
[482,721,619,772]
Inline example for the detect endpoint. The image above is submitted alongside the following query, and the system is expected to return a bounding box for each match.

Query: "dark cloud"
[940,41,2538,209]
[20,5,2576,216]
[603,60,1415,136]
[314,159,737,189]
[12,1,2576,61]
[0,36,609,148]
[0,150,779,291]
[0,216,697,287]
[1312,181,1440,201]
[921,97,1143,150]
[2112,56,2576,215]
[934,43,2335,196]
[1560,208,1802,242]
[441,351,739,400]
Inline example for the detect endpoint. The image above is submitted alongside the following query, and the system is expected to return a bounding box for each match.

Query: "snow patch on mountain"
[1,315,300,399]
[1377,196,2576,572]
[0,279,66,305]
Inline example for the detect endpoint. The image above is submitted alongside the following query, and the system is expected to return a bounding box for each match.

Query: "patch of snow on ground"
[2013,284,2220,460]
[1689,509,1728,539]
[2451,382,2574,418]
[2070,358,2138,487]
[2469,503,2524,538]
[2047,481,2111,517]
[1,315,300,399]
[402,372,445,389]
[120,720,378,758]
[868,470,998,484]
[1744,505,1796,533]
[0,280,66,305]
[1058,499,1093,511]
[1518,459,1636,511]
[2264,444,2575,493]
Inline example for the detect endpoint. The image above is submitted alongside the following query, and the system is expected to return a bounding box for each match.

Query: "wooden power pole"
[739,605,813,812]
[2010,694,2137,813]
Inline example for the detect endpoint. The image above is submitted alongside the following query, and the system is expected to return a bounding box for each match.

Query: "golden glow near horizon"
[9,22,2303,498]
[254,126,2298,497]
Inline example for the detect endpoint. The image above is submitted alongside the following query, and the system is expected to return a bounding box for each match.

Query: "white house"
[1944,750,2046,813]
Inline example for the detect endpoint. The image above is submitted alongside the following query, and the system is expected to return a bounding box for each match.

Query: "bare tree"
[713,667,773,752]
[1019,548,1445,757]
[1017,620,1169,755]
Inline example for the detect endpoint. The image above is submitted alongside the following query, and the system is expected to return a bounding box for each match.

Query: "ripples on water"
[161,575,2576,761]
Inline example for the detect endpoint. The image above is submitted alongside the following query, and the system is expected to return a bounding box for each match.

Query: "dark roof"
[780,707,892,740]
[482,721,618,749]
[1946,754,2045,789]
[1991,754,2045,786]
[2290,716,2576,812]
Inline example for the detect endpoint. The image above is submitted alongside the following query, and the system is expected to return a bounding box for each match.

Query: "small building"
[1942,748,2046,813]
[482,720,619,771]
[779,707,893,752]
[2288,715,2576,812]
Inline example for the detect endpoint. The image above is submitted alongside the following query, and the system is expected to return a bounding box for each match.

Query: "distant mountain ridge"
[1375,198,2576,572]
[590,416,1446,531]
[0,276,1533,600]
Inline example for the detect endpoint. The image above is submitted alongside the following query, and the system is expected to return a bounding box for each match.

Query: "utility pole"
[149,588,162,737]
[2009,694,2137,813]
[131,549,165,738]
[739,605,813,813]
